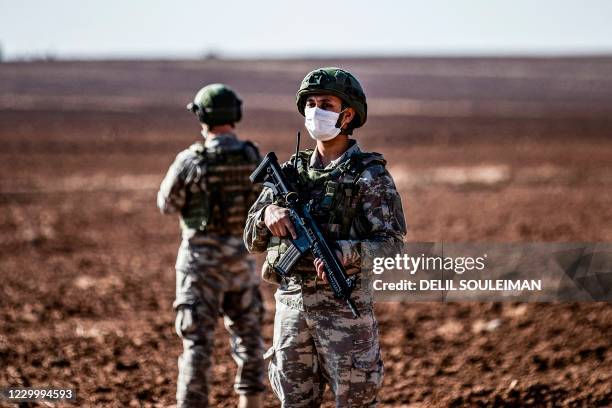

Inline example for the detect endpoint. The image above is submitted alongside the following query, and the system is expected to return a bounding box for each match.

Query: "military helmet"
[296,67,367,128]
[187,83,242,126]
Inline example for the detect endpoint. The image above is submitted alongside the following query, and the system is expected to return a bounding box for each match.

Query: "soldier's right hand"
[264,205,297,239]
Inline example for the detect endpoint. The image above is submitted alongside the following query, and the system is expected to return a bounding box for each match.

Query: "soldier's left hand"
[314,250,344,283]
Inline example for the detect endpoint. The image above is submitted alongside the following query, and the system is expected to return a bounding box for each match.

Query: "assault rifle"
[250,136,360,318]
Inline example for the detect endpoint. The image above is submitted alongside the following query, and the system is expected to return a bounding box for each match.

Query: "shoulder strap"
[346,152,386,178]
[326,152,386,191]
[335,153,386,236]
[322,152,386,182]
[241,140,260,162]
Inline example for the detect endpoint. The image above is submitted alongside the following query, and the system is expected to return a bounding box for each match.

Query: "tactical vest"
[265,149,386,273]
[180,140,260,236]
[294,149,386,239]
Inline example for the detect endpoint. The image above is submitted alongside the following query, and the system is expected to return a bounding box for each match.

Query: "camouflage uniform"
[244,140,406,407]
[158,133,265,407]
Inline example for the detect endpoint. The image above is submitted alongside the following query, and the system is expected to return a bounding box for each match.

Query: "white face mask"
[304,106,342,141]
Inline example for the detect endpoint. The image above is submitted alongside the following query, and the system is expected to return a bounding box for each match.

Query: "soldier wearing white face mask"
[244,68,407,407]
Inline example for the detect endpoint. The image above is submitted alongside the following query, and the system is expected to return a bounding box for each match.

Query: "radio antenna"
[293,131,300,168]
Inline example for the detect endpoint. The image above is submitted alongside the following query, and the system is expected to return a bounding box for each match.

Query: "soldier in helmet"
[244,68,407,407]
[158,84,265,408]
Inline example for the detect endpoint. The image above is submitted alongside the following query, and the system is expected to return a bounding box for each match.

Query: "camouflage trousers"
[266,273,383,407]
[174,238,265,408]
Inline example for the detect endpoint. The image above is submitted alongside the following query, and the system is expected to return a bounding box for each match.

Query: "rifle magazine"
[275,243,303,276]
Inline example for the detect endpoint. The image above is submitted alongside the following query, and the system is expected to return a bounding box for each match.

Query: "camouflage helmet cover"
[187,83,242,126]
[296,67,367,128]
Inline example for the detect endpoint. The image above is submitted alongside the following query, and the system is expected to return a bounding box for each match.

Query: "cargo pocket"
[348,338,384,407]
[261,237,285,284]
[175,304,197,339]
[265,237,283,267]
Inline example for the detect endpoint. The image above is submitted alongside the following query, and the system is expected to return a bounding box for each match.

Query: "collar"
[310,139,361,170]
[204,132,237,148]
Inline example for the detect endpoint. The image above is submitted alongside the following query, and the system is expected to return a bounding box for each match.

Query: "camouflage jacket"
[158,133,261,244]
[244,140,407,284]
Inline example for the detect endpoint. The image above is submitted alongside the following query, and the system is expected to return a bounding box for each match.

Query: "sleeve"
[243,187,274,253]
[157,149,200,214]
[335,164,407,268]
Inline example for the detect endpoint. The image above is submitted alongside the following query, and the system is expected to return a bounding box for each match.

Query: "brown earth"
[0,57,611,407]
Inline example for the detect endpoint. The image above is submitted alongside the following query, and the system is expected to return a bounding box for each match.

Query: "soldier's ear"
[340,107,355,129]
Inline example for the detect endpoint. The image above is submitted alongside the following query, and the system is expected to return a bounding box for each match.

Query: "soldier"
[158,84,265,408]
[244,68,407,407]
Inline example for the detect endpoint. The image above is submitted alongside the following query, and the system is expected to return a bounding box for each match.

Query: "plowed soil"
[1,57,611,407]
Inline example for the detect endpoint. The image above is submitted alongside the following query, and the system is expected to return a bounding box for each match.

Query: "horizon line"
[4,50,612,63]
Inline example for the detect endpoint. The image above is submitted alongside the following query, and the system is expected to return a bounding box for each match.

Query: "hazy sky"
[1,0,612,59]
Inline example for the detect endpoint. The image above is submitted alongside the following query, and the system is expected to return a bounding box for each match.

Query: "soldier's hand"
[264,205,297,239]
[314,250,344,284]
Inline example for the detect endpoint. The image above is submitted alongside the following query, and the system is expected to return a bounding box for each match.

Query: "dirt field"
[1,57,611,407]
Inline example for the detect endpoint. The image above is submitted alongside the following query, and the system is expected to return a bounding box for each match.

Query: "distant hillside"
[1,57,612,119]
